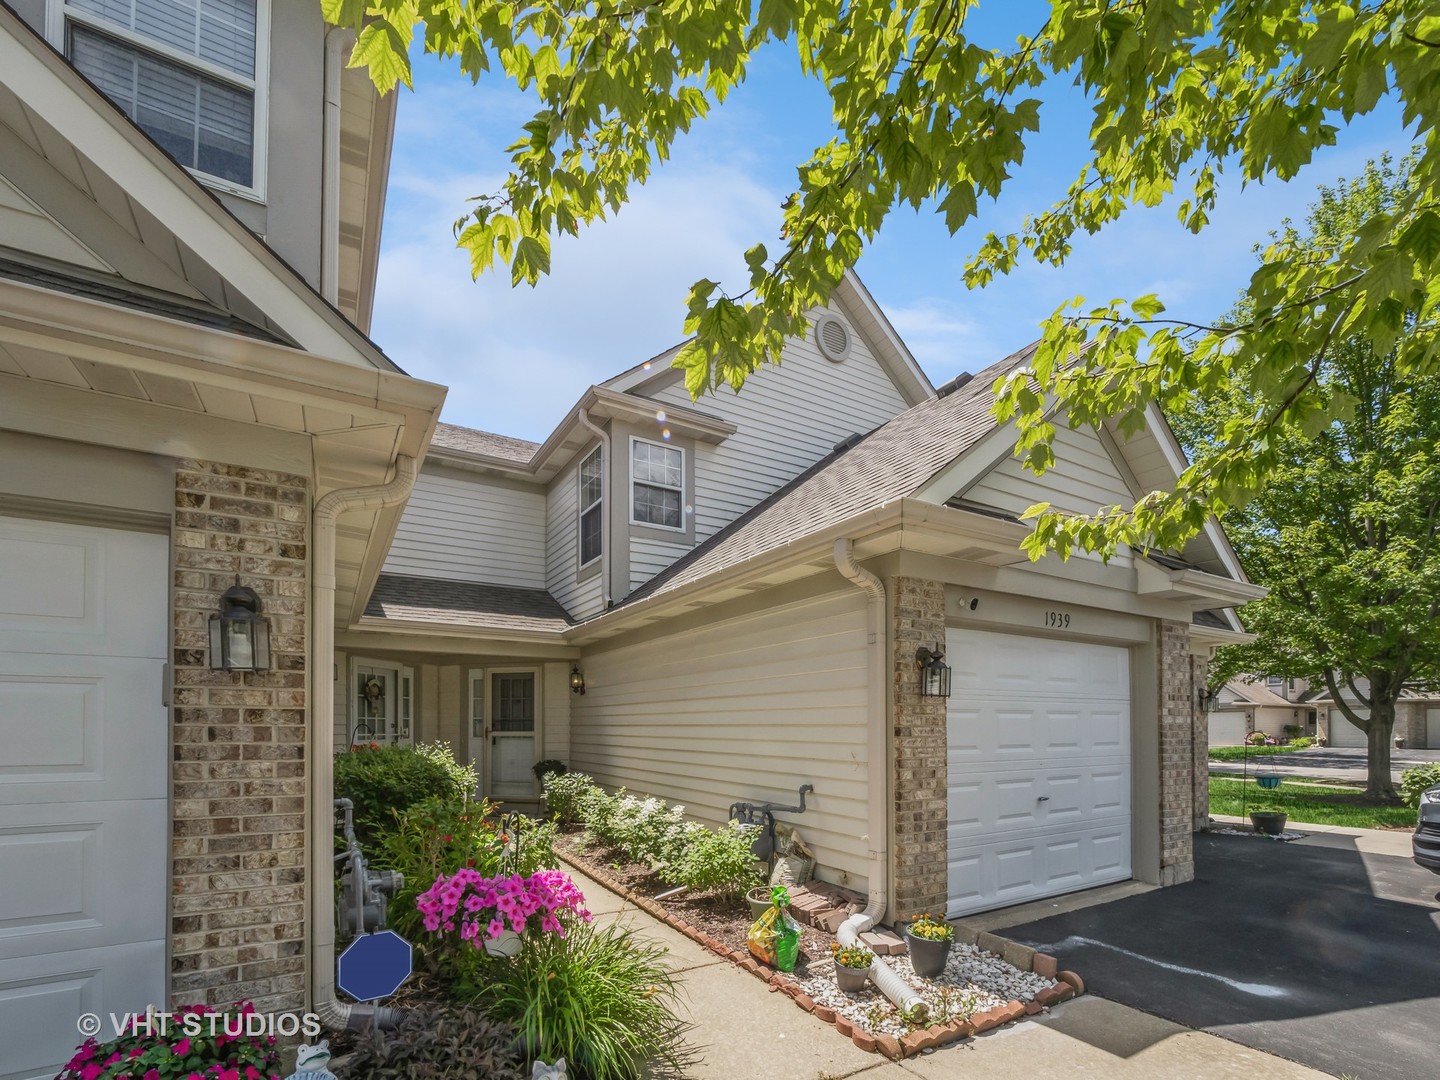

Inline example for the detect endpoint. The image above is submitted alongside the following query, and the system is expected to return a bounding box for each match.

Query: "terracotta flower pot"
[904,929,952,978]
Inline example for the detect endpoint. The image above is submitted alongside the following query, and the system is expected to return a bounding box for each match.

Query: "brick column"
[891,577,948,920]
[1192,655,1209,829]
[169,460,309,1012]
[1158,620,1195,885]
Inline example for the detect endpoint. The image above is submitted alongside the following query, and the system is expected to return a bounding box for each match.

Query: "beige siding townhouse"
[0,5,443,1076]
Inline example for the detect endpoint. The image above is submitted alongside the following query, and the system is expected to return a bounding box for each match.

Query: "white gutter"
[832,539,929,1021]
[321,27,355,306]
[310,455,416,1030]
[576,407,612,608]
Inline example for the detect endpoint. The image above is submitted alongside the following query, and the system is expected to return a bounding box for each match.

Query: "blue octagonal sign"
[337,930,412,1002]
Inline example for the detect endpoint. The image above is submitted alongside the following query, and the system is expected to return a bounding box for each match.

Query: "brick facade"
[169,460,309,1012]
[1158,620,1196,885]
[890,577,948,920]
[1191,655,1209,828]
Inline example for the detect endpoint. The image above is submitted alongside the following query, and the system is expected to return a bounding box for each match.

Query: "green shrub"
[578,783,622,844]
[533,758,569,782]
[1289,736,1315,749]
[334,742,472,846]
[470,919,690,1080]
[343,1001,527,1080]
[1401,763,1440,807]
[610,795,690,867]
[544,771,597,824]
[1248,731,1270,746]
[661,819,762,898]
[375,796,557,940]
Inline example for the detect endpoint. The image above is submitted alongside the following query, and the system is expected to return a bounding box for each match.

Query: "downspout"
[576,407,612,607]
[832,539,929,1020]
[320,27,355,306]
[310,455,416,1031]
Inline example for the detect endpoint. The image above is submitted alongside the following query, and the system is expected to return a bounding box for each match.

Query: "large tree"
[1173,159,1440,802]
[327,0,1440,558]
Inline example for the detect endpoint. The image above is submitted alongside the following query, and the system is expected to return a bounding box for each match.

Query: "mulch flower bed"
[553,829,1083,1060]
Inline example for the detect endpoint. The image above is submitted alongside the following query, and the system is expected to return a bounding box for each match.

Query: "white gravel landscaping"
[795,942,1056,1037]
[1212,825,1306,841]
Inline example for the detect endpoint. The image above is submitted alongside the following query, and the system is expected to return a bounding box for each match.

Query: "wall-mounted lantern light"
[915,643,951,699]
[209,578,271,672]
[1197,686,1215,712]
[569,665,586,695]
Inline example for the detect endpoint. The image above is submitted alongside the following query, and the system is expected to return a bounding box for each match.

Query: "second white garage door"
[946,628,1131,917]
[1328,706,1369,748]
[1208,709,1248,746]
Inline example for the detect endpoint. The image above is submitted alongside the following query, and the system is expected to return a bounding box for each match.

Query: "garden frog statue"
[284,1040,339,1080]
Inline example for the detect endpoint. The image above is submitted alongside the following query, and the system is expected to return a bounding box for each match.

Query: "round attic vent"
[815,313,852,363]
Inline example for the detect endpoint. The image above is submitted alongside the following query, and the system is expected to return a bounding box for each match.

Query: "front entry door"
[489,671,538,799]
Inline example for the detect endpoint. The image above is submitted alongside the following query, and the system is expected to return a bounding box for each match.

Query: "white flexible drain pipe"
[832,540,929,1020]
[310,455,417,1031]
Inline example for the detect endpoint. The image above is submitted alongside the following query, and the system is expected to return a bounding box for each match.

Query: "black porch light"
[569,665,586,695]
[915,643,951,699]
[209,578,271,672]
[1198,686,1215,711]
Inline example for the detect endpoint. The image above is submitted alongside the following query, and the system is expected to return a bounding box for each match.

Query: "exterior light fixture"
[1197,686,1215,711]
[915,643,951,699]
[209,578,271,672]
[569,665,586,695]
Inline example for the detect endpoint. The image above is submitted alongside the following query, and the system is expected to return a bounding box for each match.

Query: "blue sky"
[369,16,1411,443]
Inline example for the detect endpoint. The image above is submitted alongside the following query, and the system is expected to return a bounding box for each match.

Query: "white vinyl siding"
[572,590,871,885]
[630,536,690,590]
[645,309,908,543]
[383,469,547,589]
[962,425,1137,564]
[56,0,267,196]
[547,465,604,619]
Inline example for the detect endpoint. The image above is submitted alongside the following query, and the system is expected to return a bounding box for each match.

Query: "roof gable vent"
[815,313,853,363]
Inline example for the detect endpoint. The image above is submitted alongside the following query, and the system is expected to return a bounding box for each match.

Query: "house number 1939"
[1045,610,1071,629]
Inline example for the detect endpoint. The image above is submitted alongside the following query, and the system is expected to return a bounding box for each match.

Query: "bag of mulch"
[747,886,802,972]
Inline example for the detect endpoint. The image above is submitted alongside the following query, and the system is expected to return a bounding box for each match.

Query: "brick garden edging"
[555,850,1084,1060]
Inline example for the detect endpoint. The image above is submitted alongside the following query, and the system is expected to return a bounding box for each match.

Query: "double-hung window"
[578,446,603,566]
[54,0,266,195]
[631,438,683,530]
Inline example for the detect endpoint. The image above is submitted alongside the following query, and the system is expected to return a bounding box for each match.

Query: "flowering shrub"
[57,1002,279,1080]
[418,868,591,945]
[542,770,596,824]
[610,795,691,867]
[660,820,763,898]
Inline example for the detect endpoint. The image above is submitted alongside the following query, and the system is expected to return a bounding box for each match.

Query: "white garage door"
[1208,710,1248,746]
[946,628,1131,917]
[0,516,168,1080]
[1427,708,1440,750]
[1328,706,1368,748]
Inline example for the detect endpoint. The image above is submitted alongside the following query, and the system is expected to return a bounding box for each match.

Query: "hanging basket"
[1256,773,1283,790]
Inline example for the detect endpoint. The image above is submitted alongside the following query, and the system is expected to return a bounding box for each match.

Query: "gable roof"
[0,5,400,371]
[364,572,573,634]
[430,422,541,465]
[624,343,1038,605]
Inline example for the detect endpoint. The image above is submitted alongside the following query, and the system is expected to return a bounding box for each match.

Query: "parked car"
[1415,784,1440,874]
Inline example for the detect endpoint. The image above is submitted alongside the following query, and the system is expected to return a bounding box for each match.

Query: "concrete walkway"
[566,866,1329,1080]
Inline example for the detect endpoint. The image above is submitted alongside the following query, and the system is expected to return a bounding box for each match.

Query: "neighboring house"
[0,5,443,1078]
[1207,675,1318,745]
[341,284,1264,928]
[1300,680,1440,749]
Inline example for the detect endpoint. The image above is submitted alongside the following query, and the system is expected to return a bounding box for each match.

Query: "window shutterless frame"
[628,435,685,532]
[577,445,603,567]
[47,0,271,202]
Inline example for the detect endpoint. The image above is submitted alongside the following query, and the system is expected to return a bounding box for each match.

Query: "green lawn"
[1208,743,1311,761]
[1208,776,1417,830]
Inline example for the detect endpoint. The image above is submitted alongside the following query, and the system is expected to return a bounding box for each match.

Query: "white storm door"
[946,628,1132,917]
[0,516,168,1080]
[1329,706,1368,747]
[488,671,539,799]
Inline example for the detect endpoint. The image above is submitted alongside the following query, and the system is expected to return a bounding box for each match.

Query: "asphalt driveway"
[1209,747,1440,784]
[1003,832,1440,1080]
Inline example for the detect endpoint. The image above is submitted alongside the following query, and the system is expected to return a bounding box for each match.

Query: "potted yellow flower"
[831,942,873,993]
[904,913,954,977]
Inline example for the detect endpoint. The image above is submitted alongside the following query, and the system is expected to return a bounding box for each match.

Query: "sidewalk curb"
[556,849,1081,1060]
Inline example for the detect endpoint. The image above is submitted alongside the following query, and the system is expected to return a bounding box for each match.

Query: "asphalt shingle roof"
[365,573,573,633]
[624,342,1039,605]
[429,422,541,465]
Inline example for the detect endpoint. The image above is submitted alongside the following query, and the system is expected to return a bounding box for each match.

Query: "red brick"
[1032,952,1058,978]
[851,1029,876,1053]
[813,1005,836,1023]
[835,1016,854,1038]
[793,994,816,1013]
[875,1033,901,1059]
[1057,970,1086,996]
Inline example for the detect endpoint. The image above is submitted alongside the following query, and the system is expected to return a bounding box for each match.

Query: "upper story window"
[54,0,267,196]
[578,446,603,566]
[631,438,683,530]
